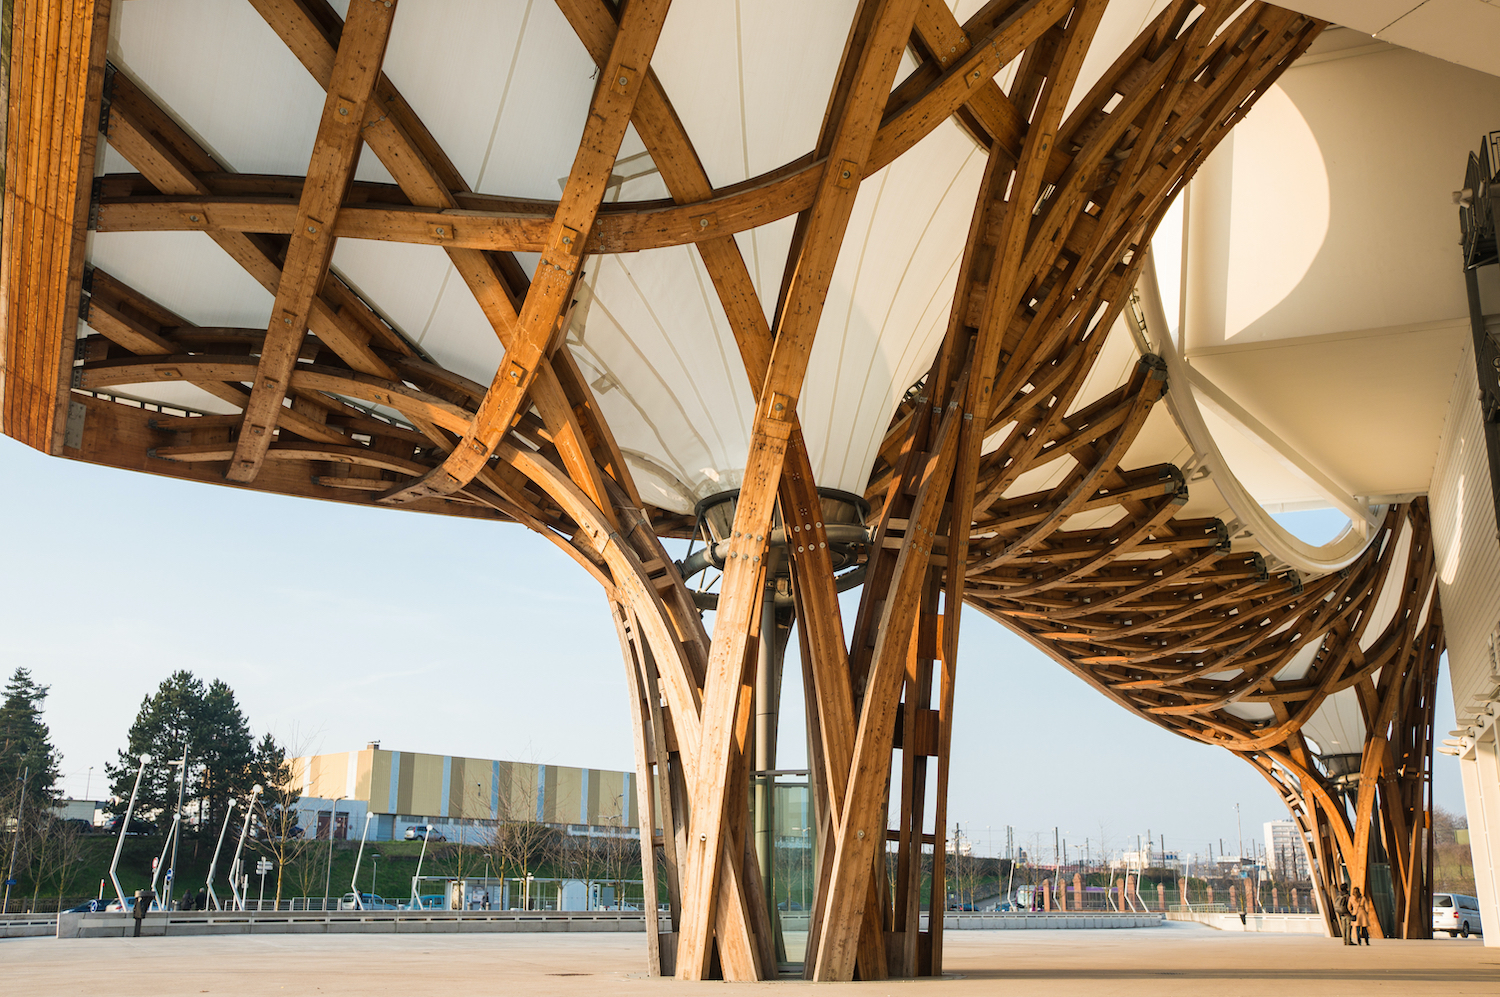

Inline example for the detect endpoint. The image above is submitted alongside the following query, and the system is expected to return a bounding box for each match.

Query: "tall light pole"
[228,784,262,911]
[205,799,237,910]
[412,823,434,909]
[324,796,344,910]
[4,767,30,914]
[109,754,152,910]
[165,743,189,909]
[350,811,374,909]
[371,853,381,901]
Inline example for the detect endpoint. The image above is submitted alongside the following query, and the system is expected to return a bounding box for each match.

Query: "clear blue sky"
[0,437,1463,861]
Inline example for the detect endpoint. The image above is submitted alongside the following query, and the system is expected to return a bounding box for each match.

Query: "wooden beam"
[373,0,670,511]
[103,76,399,380]
[815,391,964,981]
[672,0,926,980]
[2,0,111,451]
[226,0,397,481]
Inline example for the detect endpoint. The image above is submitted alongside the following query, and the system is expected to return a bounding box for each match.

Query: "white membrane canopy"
[88,0,1204,516]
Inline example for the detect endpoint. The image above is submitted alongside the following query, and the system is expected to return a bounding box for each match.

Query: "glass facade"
[753,777,815,971]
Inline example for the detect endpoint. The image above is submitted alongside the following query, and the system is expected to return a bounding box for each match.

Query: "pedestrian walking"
[1351,887,1371,946]
[1335,884,1353,945]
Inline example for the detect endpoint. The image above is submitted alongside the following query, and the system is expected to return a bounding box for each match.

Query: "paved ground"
[4,921,1495,995]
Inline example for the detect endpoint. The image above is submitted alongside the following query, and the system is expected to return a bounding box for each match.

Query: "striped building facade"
[291,744,640,841]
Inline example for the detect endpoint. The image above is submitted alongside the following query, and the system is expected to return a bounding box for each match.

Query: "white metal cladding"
[1430,336,1500,949]
[1429,340,1500,715]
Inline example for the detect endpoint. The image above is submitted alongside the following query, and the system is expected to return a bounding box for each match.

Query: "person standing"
[1351,887,1371,946]
[1335,884,1353,945]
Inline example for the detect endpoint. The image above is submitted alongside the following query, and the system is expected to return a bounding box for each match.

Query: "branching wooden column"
[1243,516,1444,940]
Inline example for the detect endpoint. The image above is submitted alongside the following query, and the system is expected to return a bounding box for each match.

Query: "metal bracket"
[99,61,117,134]
[87,177,102,231]
[79,265,94,320]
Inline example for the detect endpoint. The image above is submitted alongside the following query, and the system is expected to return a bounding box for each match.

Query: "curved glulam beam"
[373,0,671,512]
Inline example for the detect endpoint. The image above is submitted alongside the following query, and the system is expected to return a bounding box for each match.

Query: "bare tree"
[485,819,559,909]
[22,815,77,911]
[251,732,317,908]
[948,835,981,910]
[557,833,602,902]
[431,781,493,900]
[595,823,641,908]
[1433,806,1478,895]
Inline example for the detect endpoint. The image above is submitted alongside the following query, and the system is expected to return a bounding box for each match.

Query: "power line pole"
[4,767,29,914]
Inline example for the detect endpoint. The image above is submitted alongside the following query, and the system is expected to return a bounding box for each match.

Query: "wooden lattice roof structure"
[2,0,1473,978]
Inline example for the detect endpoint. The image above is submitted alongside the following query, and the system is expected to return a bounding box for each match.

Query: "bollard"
[133,889,155,938]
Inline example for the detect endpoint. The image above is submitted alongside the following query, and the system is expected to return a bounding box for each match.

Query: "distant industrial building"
[1264,819,1312,880]
[289,744,641,843]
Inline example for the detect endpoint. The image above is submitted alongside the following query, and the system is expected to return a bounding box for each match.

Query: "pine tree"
[105,671,254,833]
[0,667,62,811]
[196,680,255,833]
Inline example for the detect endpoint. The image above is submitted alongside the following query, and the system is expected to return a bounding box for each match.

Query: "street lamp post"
[371,853,381,901]
[324,797,344,911]
[165,743,189,909]
[412,823,434,909]
[228,784,263,911]
[350,811,374,909]
[205,799,237,911]
[108,755,152,911]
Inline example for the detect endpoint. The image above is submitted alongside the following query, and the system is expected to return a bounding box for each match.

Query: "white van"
[1433,893,1483,937]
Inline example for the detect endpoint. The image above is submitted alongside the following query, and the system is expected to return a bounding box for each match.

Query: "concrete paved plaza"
[4,922,1494,995]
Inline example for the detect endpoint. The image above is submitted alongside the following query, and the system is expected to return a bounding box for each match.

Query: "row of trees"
[1,665,310,910]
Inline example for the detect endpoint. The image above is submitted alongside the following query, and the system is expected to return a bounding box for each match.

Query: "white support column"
[1462,727,1500,947]
[1430,341,1500,947]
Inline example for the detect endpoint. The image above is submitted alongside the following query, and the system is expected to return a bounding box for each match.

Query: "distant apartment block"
[1263,819,1312,880]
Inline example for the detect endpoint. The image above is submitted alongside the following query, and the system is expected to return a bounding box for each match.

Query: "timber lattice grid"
[0,0,1441,979]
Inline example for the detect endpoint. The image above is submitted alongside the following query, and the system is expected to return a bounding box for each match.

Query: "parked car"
[403,824,447,842]
[62,899,106,913]
[405,894,446,910]
[1434,893,1483,937]
[776,900,804,911]
[61,818,94,834]
[341,892,398,910]
[104,897,162,913]
[105,815,157,835]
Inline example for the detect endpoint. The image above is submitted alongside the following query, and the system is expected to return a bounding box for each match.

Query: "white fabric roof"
[91,0,1191,515]
[1275,0,1500,78]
